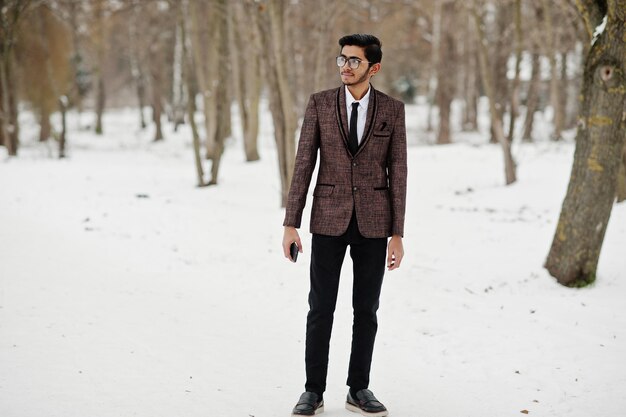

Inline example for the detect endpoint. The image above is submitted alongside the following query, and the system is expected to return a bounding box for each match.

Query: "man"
[282,34,407,417]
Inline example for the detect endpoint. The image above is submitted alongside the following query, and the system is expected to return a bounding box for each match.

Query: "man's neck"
[347,83,370,100]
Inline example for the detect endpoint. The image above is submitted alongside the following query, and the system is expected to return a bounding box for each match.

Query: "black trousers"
[304,214,387,395]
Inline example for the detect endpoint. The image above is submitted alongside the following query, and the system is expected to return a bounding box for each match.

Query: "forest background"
[1,1,625,416]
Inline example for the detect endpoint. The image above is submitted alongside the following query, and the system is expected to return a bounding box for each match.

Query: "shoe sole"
[345,402,388,417]
[291,405,324,416]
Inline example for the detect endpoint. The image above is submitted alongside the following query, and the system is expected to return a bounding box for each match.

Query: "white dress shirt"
[345,85,371,145]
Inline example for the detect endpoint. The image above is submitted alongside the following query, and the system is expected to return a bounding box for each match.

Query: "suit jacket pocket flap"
[313,184,335,197]
[373,130,391,137]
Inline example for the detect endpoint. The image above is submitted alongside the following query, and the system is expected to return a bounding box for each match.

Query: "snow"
[1,102,625,417]
[591,15,607,46]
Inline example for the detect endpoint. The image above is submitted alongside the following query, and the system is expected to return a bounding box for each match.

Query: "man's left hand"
[387,235,404,271]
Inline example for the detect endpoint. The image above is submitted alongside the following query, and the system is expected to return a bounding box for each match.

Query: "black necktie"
[348,102,359,155]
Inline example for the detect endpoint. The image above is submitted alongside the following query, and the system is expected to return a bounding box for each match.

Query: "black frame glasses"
[336,55,372,70]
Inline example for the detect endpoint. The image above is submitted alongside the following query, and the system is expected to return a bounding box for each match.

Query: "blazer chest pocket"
[313,184,335,197]
[373,130,391,138]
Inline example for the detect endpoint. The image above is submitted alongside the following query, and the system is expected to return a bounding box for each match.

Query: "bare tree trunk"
[522,52,541,141]
[180,0,206,187]
[312,0,338,93]
[462,13,478,131]
[436,1,455,144]
[58,96,68,158]
[232,1,261,162]
[506,0,522,143]
[472,3,516,185]
[208,0,231,185]
[189,0,218,159]
[542,0,563,140]
[94,0,105,135]
[39,108,51,142]
[172,14,186,131]
[545,1,626,286]
[491,2,510,144]
[426,0,442,132]
[129,0,147,129]
[256,0,297,207]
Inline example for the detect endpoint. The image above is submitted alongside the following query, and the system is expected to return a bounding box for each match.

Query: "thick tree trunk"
[545,2,626,286]
[436,1,455,144]
[522,52,541,141]
[472,3,516,185]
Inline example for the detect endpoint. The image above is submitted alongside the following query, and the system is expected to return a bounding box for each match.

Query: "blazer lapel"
[335,84,379,156]
[356,86,378,155]
[335,87,350,151]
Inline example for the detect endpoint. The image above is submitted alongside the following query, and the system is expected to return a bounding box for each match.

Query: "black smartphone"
[290,242,299,262]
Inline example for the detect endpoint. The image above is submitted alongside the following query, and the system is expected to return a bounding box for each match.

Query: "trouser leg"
[304,232,347,394]
[346,224,387,391]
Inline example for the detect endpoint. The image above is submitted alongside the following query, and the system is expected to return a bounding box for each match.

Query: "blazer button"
[353,186,358,192]
[352,162,357,167]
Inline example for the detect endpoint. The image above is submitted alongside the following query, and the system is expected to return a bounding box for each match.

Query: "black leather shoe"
[346,389,388,417]
[292,391,324,416]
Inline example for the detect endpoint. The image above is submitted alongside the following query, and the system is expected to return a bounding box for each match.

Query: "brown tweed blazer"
[283,85,407,238]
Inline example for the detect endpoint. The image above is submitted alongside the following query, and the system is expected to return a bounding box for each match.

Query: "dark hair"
[338,34,382,66]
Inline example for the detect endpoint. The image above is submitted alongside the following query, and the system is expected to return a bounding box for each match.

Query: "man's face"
[339,45,377,87]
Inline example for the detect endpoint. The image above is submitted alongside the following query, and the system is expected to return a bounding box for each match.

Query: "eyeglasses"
[336,55,372,69]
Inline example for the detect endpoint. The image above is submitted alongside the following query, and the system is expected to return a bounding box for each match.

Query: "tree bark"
[616,144,626,203]
[491,2,511,144]
[462,13,478,132]
[256,0,297,207]
[506,0,522,143]
[545,0,626,286]
[232,1,261,162]
[435,1,455,145]
[129,0,147,129]
[0,1,32,156]
[180,0,206,187]
[94,0,105,135]
[542,0,564,140]
[522,52,541,141]
[189,0,218,159]
[207,0,231,185]
[472,3,517,185]
[58,96,68,158]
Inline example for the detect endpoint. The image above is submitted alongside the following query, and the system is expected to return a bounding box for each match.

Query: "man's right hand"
[283,226,303,262]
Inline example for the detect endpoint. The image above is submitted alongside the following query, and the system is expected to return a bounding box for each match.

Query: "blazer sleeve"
[388,101,408,237]
[283,94,320,228]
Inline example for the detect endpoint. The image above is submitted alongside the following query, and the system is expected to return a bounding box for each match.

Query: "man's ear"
[369,62,381,76]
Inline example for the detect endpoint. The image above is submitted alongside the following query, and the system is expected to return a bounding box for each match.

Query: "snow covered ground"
[1,104,625,417]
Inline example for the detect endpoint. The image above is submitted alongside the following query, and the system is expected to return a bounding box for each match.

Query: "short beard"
[342,70,370,86]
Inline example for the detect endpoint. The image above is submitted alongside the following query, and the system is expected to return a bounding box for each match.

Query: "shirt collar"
[345,84,371,109]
